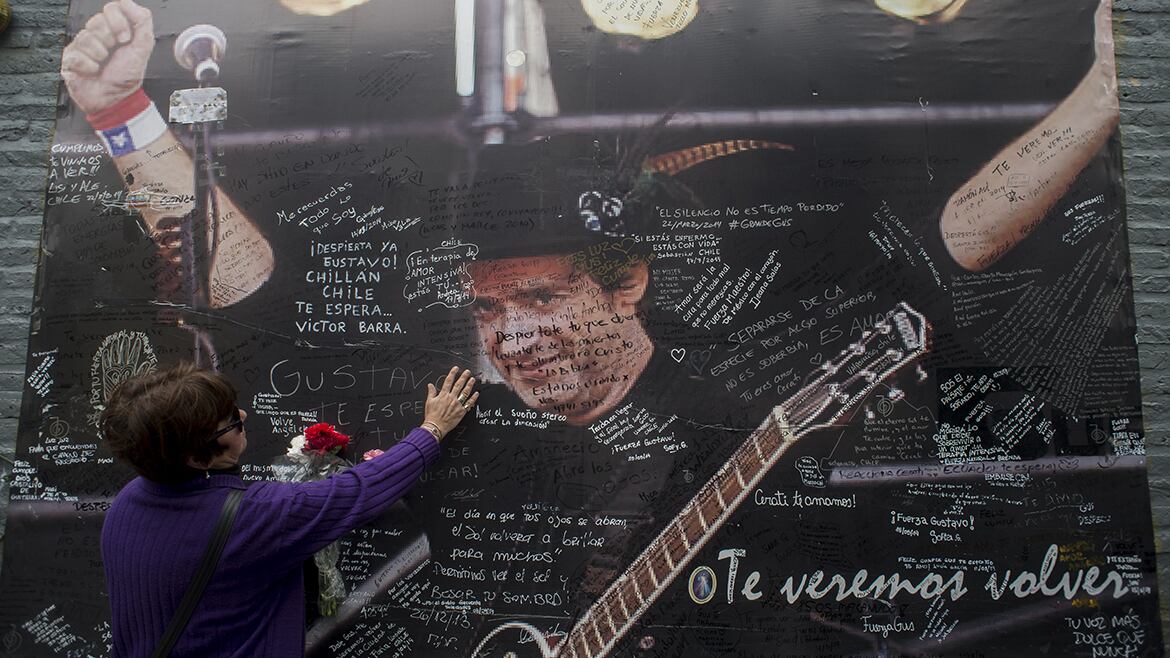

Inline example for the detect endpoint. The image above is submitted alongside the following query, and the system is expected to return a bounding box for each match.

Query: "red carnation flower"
[303,422,350,455]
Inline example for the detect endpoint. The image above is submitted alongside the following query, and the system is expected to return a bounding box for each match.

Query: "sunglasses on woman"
[207,406,244,443]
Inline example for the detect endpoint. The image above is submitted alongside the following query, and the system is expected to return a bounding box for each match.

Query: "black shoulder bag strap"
[150,488,244,658]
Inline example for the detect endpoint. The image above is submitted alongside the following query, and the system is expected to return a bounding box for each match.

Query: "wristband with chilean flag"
[86,89,168,157]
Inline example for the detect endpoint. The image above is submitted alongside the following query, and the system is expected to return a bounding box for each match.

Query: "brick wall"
[0,0,69,543]
[1117,0,1170,644]
[0,0,1167,646]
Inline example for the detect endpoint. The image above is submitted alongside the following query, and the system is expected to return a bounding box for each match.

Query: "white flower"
[287,434,306,458]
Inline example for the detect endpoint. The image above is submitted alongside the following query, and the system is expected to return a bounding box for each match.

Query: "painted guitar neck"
[476,302,929,658]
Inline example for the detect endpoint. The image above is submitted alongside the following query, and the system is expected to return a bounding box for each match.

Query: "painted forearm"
[113,131,274,307]
[940,0,1119,271]
[940,81,1118,271]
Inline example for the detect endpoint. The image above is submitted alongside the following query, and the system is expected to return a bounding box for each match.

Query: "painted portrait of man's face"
[467,255,652,425]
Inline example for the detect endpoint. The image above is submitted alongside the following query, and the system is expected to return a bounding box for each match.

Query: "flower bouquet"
[271,422,353,617]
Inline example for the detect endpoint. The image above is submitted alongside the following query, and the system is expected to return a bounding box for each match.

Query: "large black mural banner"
[0,0,1160,655]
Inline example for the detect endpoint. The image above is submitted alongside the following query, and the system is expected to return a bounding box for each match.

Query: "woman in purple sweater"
[99,362,478,657]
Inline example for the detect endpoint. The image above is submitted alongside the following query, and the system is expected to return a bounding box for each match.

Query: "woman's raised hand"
[422,367,478,441]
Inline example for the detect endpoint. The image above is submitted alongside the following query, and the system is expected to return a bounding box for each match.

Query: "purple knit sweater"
[101,428,440,658]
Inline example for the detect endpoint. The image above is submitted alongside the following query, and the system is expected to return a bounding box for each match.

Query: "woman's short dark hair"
[100,362,238,483]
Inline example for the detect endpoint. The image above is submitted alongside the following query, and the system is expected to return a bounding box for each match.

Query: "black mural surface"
[0,0,1161,656]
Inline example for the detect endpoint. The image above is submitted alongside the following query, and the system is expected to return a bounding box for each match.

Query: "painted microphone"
[173,24,227,82]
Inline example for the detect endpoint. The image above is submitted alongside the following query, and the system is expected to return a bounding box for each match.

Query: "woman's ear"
[612,260,650,313]
[186,455,211,470]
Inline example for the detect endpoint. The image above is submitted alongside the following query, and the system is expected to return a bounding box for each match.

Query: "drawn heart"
[809,352,824,365]
[670,348,686,363]
[688,349,713,375]
[244,367,261,384]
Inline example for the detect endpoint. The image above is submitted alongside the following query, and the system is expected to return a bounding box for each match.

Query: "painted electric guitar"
[471,302,930,658]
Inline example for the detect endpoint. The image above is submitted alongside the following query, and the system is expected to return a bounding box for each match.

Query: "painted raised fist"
[60,0,155,115]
